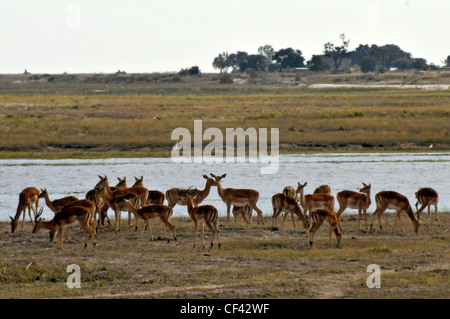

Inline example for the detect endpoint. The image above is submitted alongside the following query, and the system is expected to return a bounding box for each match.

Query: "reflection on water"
[1,152,449,221]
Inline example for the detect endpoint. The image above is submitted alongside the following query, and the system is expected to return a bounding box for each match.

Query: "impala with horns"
[415,187,440,226]
[369,191,420,234]
[185,187,221,250]
[271,192,309,229]
[309,208,341,248]
[165,175,214,208]
[210,173,264,225]
[336,183,372,231]
[296,182,335,221]
[10,187,40,233]
[32,207,96,251]
[122,198,177,244]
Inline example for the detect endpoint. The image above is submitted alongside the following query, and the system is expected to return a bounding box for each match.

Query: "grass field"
[0,213,448,299]
[0,71,449,158]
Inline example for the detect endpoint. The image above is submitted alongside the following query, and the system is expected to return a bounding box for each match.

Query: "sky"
[0,0,449,74]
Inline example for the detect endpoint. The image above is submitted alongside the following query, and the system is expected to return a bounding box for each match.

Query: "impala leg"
[328,226,333,247]
[435,204,441,226]
[148,221,154,241]
[192,221,198,249]
[363,209,368,231]
[251,204,264,225]
[57,226,64,250]
[201,223,206,250]
[427,205,431,225]
[273,208,282,227]
[226,203,231,224]
[357,208,361,231]
[416,203,426,221]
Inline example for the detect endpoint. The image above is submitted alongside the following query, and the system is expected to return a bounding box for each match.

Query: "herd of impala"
[9,173,441,251]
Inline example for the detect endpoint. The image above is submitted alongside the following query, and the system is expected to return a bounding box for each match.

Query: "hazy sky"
[0,0,449,73]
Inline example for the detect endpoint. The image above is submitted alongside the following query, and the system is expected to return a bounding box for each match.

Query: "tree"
[212,52,230,74]
[239,54,268,72]
[350,44,370,66]
[444,55,450,67]
[257,44,275,63]
[179,66,201,76]
[411,58,428,70]
[323,34,350,73]
[369,44,411,69]
[307,55,330,72]
[227,51,248,72]
[392,57,412,70]
[273,48,305,71]
[358,56,377,73]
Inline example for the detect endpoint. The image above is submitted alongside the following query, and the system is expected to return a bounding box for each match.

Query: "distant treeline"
[206,34,450,75]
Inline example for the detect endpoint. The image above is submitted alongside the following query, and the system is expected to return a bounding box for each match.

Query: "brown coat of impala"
[10,187,40,233]
[336,183,371,231]
[309,208,341,248]
[185,188,221,250]
[165,175,214,208]
[39,188,79,214]
[122,199,177,244]
[210,173,264,225]
[415,187,440,225]
[296,182,335,221]
[272,193,309,229]
[369,191,420,234]
[32,207,96,251]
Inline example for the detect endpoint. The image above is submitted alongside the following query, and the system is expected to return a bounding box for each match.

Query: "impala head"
[359,183,371,193]
[117,176,127,186]
[10,215,18,233]
[32,208,44,234]
[209,173,226,186]
[95,175,108,190]
[185,186,197,199]
[202,174,215,184]
[133,176,144,186]
[38,188,48,198]
[296,182,307,193]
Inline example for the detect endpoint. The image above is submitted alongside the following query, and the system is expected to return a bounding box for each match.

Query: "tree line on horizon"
[210,34,450,75]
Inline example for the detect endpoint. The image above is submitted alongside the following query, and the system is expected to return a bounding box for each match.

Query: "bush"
[178,66,201,76]
[219,73,234,84]
[358,56,377,73]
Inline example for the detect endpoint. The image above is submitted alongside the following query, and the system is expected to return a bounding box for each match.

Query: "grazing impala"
[271,193,309,229]
[296,182,335,221]
[309,208,341,248]
[32,207,96,250]
[165,175,214,208]
[185,188,221,250]
[39,189,78,214]
[313,185,331,194]
[336,183,372,231]
[95,175,149,231]
[369,191,420,234]
[415,187,440,226]
[122,199,177,244]
[210,173,264,225]
[10,187,40,233]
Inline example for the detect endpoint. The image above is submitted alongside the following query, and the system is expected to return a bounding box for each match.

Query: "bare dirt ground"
[0,213,448,299]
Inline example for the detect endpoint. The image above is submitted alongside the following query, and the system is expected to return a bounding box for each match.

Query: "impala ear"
[362,182,367,187]
[304,182,307,186]
[9,216,14,221]
[202,175,208,179]
[220,174,227,180]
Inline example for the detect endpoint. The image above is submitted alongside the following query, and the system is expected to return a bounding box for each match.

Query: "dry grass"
[1,212,448,299]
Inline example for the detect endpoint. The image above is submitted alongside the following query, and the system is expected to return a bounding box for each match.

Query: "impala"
[95,175,149,231]
[39,189,78,214]
[10,187,40,233]
[95,186,141,232]
[369,191,420,234]
[210,173,264,225]
[132,176,165,205]
[336,183,371,231]
[122,199,177,244]
[415,187,440,226]
[32,207,96,250]
[282,186,298,201]
[231,204,252,225]
[185,187,221,250]
[296,182,335,221]
[165,175,214,208]
[271,193,309,229]
[309,208,341,248]
[313,185,331,194]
